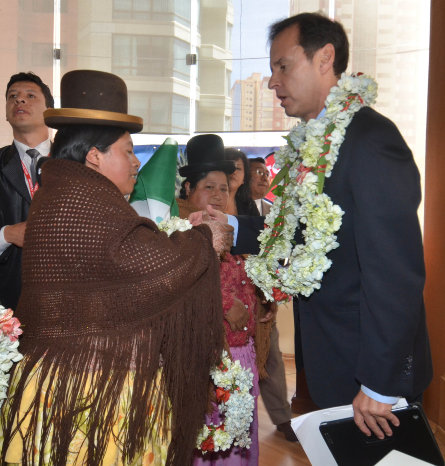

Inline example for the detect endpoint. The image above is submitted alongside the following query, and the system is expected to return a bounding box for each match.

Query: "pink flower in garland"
[1,316,23,342]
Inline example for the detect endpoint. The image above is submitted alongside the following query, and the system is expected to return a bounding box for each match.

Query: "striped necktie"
[26,148,40,186]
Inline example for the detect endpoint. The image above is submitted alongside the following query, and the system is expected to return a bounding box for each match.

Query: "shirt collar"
[14,139,51,162]
[316,107,326,120]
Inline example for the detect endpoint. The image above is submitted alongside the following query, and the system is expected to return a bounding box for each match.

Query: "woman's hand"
[204,220,233,255]
[225,297,249,331]
[188,206,233,255]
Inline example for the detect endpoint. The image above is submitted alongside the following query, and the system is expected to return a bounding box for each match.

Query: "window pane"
[173,39,190,80]
[172,94,189,132]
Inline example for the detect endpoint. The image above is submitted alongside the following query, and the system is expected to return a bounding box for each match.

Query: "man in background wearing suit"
[249,157,271,216]
[0,72,54,309]
[195,12,432,440]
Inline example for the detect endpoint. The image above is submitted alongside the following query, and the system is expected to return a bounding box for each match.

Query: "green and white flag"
[130,137,179,223]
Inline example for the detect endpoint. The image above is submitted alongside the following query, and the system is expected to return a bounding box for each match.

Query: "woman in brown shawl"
[0,71,225,466]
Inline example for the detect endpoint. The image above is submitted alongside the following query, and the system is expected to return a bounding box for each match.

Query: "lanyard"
[20,159,39,199]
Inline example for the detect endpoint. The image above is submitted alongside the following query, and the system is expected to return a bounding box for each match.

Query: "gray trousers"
[259,322,292,425]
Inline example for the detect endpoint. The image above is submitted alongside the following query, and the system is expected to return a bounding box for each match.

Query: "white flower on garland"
[245,73,377,302]
[158,217,192,236]
[0,305,23,407]
[196,350,254,453]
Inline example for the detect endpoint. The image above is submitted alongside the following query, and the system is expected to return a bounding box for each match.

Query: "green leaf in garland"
[267,165,288,195]
[316,122,336,194]
[283,134,297,152]
[272,185,285,197]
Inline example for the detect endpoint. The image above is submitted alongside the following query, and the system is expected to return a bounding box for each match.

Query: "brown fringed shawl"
[1,159,224,465]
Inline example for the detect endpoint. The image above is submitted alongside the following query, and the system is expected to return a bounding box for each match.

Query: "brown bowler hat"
[44,70,143,133]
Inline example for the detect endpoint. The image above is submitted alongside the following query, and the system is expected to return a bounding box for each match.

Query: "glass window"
[32,0,67,13]
[113,35,190,80]
[129,92,189,134]
[172,94,189,132]
[0,0,431,158]
[173,39,190,80]
[113,0,190,25]
[113,0,151,20]
[112,35,162,77]
[174,0,191,23]
[31,42,53,67]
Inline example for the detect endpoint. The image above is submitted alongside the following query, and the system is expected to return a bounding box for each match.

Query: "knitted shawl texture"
[1,159,224,465]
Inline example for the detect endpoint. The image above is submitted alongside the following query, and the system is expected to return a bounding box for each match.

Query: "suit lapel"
[2,144,31,204]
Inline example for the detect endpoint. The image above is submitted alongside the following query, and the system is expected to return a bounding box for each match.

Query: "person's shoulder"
[346,107,412,161]
[350,107,401,136]
[0,143,15,155]
[0,143,17,168]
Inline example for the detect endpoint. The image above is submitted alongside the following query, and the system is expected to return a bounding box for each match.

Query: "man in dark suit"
[249,157,272,216]
[0,72,54,309]
[194,12,432,440]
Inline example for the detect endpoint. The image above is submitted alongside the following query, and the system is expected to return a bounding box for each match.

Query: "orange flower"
[216,387,231,403]
[218,361,228,372]
[201,436,215,451]
[272,287,290,303]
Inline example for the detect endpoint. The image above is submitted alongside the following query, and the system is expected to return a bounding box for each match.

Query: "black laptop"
[319,404,445,466]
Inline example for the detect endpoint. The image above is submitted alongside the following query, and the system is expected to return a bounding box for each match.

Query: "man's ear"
[318,43,335,74]
[85,147,101,170]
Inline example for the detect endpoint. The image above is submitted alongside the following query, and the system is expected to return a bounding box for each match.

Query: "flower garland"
[0,305,23,407]
[157,216,193,235]
[157,220,255,453]
[245,73,377,302]
[196,350,254,453]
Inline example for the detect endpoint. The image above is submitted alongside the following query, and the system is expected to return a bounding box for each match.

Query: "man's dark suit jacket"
[0,143,32,309]
[234,107,433,408]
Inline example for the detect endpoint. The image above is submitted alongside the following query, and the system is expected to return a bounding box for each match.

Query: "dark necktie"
[26,148,40,186]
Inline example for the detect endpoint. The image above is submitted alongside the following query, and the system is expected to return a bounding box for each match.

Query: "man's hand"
[352,390,400,439]
[189,205,229,226]
[225,297,250,331]
[4,222,27,247]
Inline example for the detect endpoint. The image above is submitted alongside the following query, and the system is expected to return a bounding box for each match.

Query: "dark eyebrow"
[7,88,38,94]
[271,57,284,69]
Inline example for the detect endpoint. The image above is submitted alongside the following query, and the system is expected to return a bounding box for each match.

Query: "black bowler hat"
[179,134,235,177]
[44,70,143,133]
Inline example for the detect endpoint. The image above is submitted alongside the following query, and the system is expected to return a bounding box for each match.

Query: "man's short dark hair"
[269,12,349,76]
[6,72,54,108]
[249,157,266,165]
